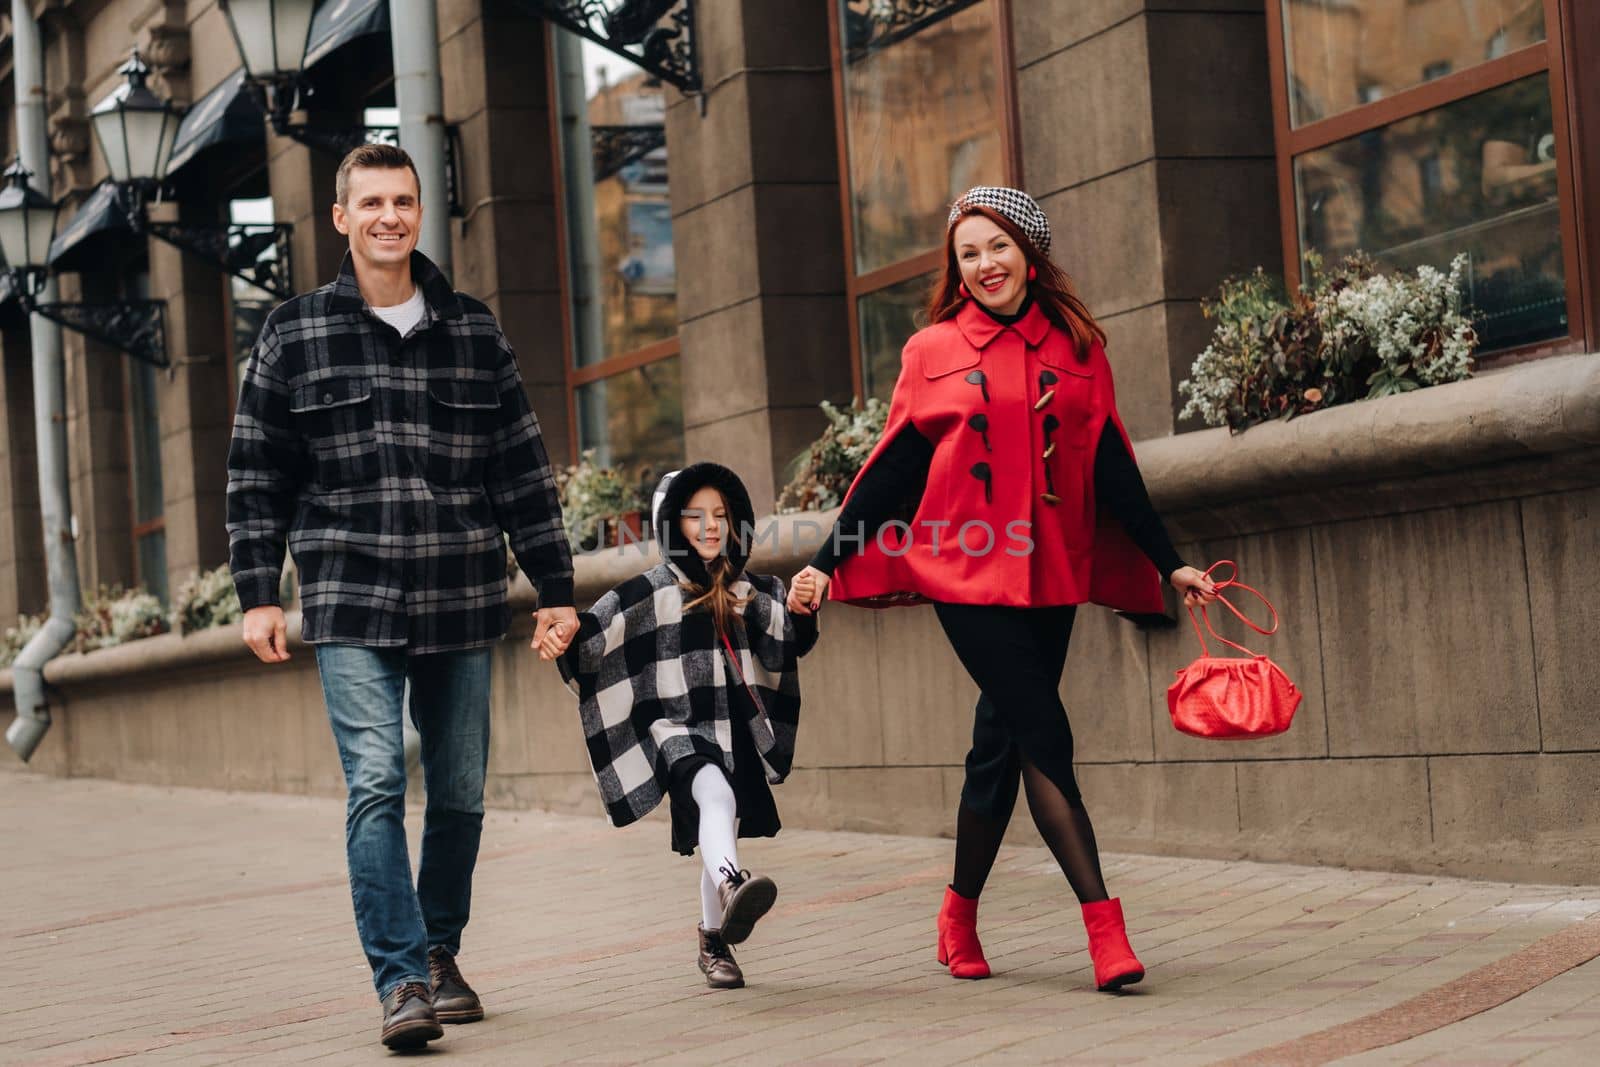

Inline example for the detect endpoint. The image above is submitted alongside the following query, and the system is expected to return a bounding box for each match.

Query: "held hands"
[532,605,580,662]
[242,606,291,664]
[1169,566,1221,611]
[787,566,830,616]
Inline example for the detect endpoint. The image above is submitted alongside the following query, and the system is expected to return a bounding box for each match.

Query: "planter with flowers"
[1179,252,1479,433]
[556,450,652,551]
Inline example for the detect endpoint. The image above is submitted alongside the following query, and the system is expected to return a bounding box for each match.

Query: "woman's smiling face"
[954,213,1029,316]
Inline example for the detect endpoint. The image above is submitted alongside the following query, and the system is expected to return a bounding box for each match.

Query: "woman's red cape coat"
[826,300,1165,613]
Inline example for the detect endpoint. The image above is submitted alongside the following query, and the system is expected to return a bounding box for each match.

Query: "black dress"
[663,609,805,857]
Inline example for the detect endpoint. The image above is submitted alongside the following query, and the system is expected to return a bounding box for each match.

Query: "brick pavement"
[4,772,1600,1065]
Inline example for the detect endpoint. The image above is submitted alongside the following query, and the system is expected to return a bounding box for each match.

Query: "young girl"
[541,462,819,989]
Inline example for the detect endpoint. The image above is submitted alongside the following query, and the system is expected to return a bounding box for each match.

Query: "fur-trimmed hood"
[650,462,756,587]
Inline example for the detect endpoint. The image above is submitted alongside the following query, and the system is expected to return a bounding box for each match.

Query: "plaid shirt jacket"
[226,251,573,654]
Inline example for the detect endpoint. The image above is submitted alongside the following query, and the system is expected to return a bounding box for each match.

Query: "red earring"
[958,283,970,299]
[1028,265,1037,281]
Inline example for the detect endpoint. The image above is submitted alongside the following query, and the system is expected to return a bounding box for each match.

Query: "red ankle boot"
[1081,898,1144,991]
[935,886,991,980]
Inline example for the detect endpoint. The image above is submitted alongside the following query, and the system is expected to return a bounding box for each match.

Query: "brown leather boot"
[698,925,745,989]
[380,981,443,1049]
[428,946,484,1023]
[714,862,777,945]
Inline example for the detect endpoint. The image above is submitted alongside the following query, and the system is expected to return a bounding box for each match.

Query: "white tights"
[691,764,740,930]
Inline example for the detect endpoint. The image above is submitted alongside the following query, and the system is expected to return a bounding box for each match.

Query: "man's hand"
[533,606,579,662]
[242,606,291,664]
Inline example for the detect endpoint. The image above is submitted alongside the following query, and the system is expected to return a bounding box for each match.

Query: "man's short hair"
[335,143,422,205]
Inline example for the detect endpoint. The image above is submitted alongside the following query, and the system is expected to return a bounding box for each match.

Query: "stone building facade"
[3,1,1599,882]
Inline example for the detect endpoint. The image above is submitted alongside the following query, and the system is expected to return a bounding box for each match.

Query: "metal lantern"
[0,161,59,279]
[218,0,319,82]
[89,50,182,186]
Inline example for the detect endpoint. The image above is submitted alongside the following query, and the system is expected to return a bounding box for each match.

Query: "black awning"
[167,69,265,176]
[305,0,389,69]
[48,183,134,271]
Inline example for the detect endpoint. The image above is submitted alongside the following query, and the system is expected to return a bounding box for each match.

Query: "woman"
[789,187,1216,991]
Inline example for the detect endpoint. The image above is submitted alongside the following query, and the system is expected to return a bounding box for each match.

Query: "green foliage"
[72,585,169,653]
[1180,252,1477,432]
[556,450,652,550]
[0,614,45,669]
[171,564,243,634]
[776,398,890,514]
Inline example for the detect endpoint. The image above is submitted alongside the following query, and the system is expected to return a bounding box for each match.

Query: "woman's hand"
[787,566,830,615]
[1169,566,1220,610]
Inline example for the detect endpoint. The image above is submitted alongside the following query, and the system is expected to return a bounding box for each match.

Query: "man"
[226,143,578,1049]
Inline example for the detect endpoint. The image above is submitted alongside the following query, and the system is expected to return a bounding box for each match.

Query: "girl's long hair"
[678,491,751,637]
[926,205,1107,360]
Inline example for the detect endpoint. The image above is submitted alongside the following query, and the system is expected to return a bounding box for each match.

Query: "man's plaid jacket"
[226,250,573,654]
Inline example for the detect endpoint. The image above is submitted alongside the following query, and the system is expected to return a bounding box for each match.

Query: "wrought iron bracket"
[591,124,666,182]
[146,221,295,300]
[843,0,983,60]
[6,267,170,367]
[32,298,169,368]
[521,0,700,93]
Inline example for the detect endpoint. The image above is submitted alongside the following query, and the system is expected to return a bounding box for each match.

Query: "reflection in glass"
[839,1,1005,275]
[129,350,168,603]
[556,30,677,368]
[1283,0,1546,126]
[859,272,935,401]
[1294,75,1566,351]
[576,356,684,479]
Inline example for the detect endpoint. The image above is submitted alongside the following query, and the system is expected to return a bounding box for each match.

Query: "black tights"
[935,603,1111,905]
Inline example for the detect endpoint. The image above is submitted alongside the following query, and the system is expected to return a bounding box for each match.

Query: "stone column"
[1013,1,1280,440]
[58,271,136,593]
[267,125,349,297]
[666,0,853,514]
[438,0,572,463]
[145,202,234,588]
[0,326,46,620]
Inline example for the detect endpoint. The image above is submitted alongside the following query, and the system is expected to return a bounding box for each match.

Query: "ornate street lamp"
[0,161,60,293]
[0,160,168,366]
[217,0,319,84]
[89,50,182,193]
[217,0,388,157]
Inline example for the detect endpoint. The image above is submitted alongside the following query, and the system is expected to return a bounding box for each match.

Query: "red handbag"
[1166,561,1302,740]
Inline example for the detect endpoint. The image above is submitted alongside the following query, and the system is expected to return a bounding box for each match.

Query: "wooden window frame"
[827,0,1024,401]
[1263,0,1592,363]
[543,24,682,463]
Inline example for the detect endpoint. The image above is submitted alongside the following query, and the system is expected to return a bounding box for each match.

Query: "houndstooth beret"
[947,186,1051,256]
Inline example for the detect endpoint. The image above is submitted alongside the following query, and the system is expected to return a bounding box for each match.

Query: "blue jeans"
[315,644,492,1000]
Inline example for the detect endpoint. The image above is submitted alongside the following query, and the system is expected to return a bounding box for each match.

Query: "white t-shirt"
[370,286,426,338]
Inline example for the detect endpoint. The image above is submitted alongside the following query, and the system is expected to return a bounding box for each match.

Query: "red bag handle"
[1186,560,1282,658]
[719,629,769,716]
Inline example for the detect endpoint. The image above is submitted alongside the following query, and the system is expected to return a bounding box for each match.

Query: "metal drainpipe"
[388,0,451,279]
[6,0,83,761]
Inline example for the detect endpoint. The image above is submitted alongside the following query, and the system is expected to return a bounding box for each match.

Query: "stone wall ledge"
[6,353,1594,697]
[1140,351,1600,517]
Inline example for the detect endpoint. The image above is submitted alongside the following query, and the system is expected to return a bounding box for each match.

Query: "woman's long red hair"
[927,205,1106,360]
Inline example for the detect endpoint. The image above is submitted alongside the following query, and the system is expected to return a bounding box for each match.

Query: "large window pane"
[1294,74,1566,352]
[1283,0,1547,126]
[839,1,1006,274]
[576,357,684,477]
[858,272,935,401]
[556,31,677,368]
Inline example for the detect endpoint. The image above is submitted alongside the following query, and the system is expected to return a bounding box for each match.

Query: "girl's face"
[954,214,1029,317]
[680,485,729,562]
